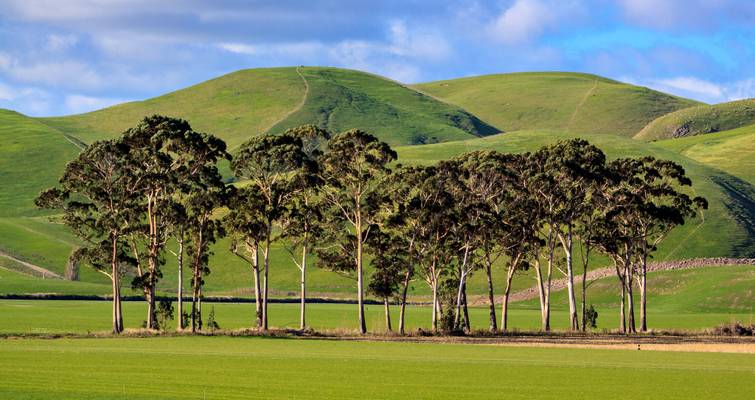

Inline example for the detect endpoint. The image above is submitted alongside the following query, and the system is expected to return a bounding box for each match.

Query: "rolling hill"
[38,67,497,148]
[635,98,755,141]
[413,72,699,136]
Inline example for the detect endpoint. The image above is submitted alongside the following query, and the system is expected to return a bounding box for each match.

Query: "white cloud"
[616,0,755,29]
[64,94,127,114]
[623,76,755,103]
[46,34,78,51]
[488,0,586,45]
[655,77,724,99]
[0,57,104,90]
[219,43,259,55]
[218,42,324,59]
[386,20,450,61]
[490,0,554,44]
[0,82,15,101]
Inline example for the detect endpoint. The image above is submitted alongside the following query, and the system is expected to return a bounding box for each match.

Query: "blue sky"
[0,0,753,116]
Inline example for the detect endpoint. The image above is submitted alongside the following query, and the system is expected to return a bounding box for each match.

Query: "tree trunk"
[431,277,439,333]
[299,243,307,330]
[262,226,271,332]
[501,262,516,333]
[111,236,123,334]
[626,262,636,334]
[384,297,392,332]
[355,216,367,334]
[534,259,547,330]
[453,246,470,330]
[197,286,203,331]
[484,260,497,332]
[177,235,184,331]
[146,195,158,330]
[251,245,262,328]
[619,276,626,334]
[581,245,590,332]
[462,283,470,333]
[398,269,411,335]
[562,224,579,331]
[640,252,648,332]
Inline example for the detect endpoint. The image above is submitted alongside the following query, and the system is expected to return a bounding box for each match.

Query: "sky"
[0,0,753,116]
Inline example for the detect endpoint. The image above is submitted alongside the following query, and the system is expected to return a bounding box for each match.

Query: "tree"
[36,140,134,334]
[367,229,406,332]
[280,125,330,330]
[232,134,306,331]
[317,129,396,334]
[225,187,267,328]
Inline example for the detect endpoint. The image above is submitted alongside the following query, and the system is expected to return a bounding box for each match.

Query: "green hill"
[635,98,755,141]
[38,67,496,148]
[654,124,755,184]
[413,72,699,137]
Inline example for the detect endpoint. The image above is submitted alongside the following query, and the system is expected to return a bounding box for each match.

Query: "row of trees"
[38,115,706,335]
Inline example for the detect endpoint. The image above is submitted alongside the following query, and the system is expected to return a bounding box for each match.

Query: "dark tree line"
[38,115,706,335]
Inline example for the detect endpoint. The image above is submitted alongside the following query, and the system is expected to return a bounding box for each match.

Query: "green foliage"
[636,98,755,140]
[206,306,220,331]
[585,304,598,329]
[156,299,175,330]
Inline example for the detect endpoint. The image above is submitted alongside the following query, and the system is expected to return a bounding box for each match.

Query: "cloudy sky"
[0,0,753,116]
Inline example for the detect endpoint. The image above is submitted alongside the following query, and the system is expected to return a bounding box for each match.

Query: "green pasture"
[414,71,698,137]
[0,336,753,399]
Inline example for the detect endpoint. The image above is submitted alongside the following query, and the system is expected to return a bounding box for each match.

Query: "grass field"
[635,98,755,141]
[654,124,755,184]
[1,265,752,334]
[414,72,698,137]
[0,336,753,399]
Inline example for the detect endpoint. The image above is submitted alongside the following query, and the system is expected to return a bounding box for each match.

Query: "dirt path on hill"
[263,66,309,133]
[469,257,755,305]
[567,79,597,131]
[0,250,63,279]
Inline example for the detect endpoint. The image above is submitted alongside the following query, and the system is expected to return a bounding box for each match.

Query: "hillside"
[38,67,496,148]
[654,124,755,184]
[635,98,755,141]
[413,72,699,137]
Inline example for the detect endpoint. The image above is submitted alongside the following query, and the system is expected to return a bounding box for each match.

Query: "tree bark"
[299,243,307,330]
[501,260,516,333]
[484,259,497,332]
[384,297,392,332]
[626,262,636,334]
[561,224,579,330]
[111,236,123,334]
[398,269,411,335]
[431,277,439,333]
[462,283,470,333]
[355,212,367,334]
[176,234,184,331]
[262,224,271,332]
[640,252,648,332]
[534,259,547,330]
[580,244,590,332]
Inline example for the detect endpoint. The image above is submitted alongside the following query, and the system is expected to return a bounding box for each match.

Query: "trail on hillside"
[263,67,310,133]
[0,250,63,279]
[471,258,755,305]
[566,80,598,131]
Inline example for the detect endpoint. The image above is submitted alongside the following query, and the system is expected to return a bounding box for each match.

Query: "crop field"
[0,336,753,399]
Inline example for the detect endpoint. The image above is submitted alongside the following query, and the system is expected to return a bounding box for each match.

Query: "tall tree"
[317,129,396,334]
[225,187,267,328]
[280,125,330,330]
[232,134,306,331]
[36,140,134,334]
[367,229,406,332]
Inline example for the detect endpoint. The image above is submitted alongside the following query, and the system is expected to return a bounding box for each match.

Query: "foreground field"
[0,336,753,399]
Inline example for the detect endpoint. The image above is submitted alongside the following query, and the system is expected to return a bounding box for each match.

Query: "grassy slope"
[654,124,755,184]
[414,72,699,137]
[0,110,81,217]
[635,98,755,141]
[2,337,752,400]
[39,67,306,149]
[266,67,499,146]
[397,130,754,259]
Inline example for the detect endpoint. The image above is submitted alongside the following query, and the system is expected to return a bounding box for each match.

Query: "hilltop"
[38,67,497,148]
[413,72,699,136]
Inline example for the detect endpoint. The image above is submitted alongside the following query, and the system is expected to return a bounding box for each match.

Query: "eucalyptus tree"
[545,139,606,331]
[120,115,228,329]
[280,125,330,330]
[367,229,406,332]
[232,134,306,331]
[225,187,267,328]
[317,129,396,334]
[185,187,229,332]
[36,139,134,334]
